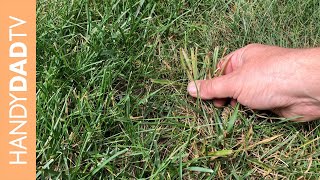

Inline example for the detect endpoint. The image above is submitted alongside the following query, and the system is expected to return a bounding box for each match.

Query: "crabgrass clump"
[179,46,223,81]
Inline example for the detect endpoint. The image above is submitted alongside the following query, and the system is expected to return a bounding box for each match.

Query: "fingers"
[230,99,237,107]
[187,73,238,100]
[217,52,235,75]
[213,98,228,107]
[217,46,248,75]
[214,98,238,107]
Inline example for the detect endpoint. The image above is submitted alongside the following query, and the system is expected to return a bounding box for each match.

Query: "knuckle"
[202,80,215,95]
[228,75,240,98]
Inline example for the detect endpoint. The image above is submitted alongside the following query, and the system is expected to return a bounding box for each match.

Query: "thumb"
[187,74,238,100]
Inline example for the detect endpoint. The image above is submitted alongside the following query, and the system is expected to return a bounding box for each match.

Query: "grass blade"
[191,47,198,80]
[181,48,192,72]
[180,48,193,80]
[186,166,214,173]
[208,149,233,157]
[91,148,128,176]
[226,103,239,133]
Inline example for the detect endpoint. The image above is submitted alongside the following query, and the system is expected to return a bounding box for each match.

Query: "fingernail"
[187,81,199,95]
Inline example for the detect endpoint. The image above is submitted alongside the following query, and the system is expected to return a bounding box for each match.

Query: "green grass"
[36,0,320,179]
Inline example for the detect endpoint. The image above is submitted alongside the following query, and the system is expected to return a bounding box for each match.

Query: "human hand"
[187,44,320,121]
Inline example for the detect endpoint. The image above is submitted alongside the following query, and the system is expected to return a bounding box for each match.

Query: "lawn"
[36,0,320,179]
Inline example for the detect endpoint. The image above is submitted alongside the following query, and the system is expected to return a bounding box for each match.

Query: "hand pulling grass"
[181,46,240,135]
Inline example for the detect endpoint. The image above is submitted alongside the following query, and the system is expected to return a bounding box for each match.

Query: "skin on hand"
[187,44,320,122]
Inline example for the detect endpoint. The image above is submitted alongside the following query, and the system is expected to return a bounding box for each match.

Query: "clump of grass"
[180,46,229,82]
[180,47,211,81]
